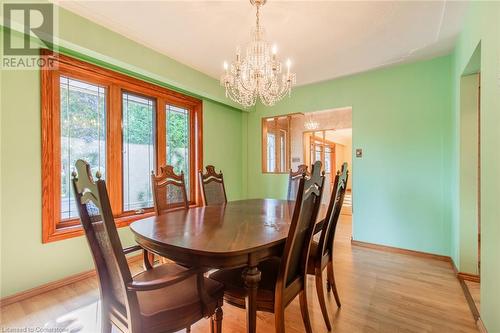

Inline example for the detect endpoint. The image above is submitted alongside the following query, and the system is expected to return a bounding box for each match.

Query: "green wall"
[248,55,453,257]
[0,6,245,298]
[2,4,499,332]
[203,99,246,200]
[450,2,500,331]
[54,6,240,109]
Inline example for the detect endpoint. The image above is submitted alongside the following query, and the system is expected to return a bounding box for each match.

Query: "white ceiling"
[325,128,352,146]
[56,0,467,86]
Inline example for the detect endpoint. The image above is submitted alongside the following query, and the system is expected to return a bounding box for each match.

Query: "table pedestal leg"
[243,264,261,333]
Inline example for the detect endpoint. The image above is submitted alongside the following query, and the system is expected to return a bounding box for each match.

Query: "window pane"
[60,76,106,220]
[324,146,331,172]
[280,131,286,172]
[166,105,190,199]
[315,147,321,162]
[267,133,276,172]
[122,93,155,211]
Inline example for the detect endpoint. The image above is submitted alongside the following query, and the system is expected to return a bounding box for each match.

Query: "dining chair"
[151,165,189,215]
[307,162,348,330]
[210,161,325,333]
[72,159,224,333]
[287,164,310,201]
[199,165,227,206]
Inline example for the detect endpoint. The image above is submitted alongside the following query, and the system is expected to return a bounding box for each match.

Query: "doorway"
[283,107,352,217]
[458,43,481,321]
[303,128,352,205]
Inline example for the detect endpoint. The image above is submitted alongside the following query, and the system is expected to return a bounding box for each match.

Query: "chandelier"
[304,114,319,130]
[221,0,296,108]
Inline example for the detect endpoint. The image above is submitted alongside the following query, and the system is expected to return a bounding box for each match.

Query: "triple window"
[42,50,202,242]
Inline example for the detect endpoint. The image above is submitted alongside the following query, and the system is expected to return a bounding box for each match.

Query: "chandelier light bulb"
[236,46,241,60]
[223,61,228,71]
[272,45,277,54]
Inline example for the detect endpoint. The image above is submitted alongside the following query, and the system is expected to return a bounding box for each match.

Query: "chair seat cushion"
[209,257,281,310]
[134,263,224,332]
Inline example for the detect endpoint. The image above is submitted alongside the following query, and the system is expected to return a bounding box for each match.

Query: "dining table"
[129,198,327,333]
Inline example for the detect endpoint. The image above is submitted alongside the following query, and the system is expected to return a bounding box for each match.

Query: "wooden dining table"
[130,198,327,333]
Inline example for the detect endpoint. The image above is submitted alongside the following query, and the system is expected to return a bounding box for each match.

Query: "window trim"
[41,49,203,243]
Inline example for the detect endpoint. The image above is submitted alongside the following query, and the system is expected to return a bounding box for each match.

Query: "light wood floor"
[465,280,481,313]
[0,210,478,333]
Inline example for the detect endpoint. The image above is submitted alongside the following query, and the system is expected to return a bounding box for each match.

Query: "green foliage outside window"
[60,86,191,207]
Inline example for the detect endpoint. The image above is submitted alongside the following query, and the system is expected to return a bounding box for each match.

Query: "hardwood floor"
[0,210,478,333]
[465,280,481,313]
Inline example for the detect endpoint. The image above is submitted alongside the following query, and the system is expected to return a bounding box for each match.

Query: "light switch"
[355,148,363,158]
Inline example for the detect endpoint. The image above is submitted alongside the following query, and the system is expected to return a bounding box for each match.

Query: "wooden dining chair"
[287,164,310,201]
[199,165,227,206]
[72,159,224,333]
[151,165,189,215]
[210,161,325,333]
[307,162,349,330]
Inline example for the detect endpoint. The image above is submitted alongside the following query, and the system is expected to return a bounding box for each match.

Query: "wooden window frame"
[41,50,203,243]
[261,115,291,174]
[304,130,336,182]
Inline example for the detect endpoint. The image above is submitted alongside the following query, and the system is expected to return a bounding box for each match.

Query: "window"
[41,50,203,243]
[324,146,332,172]
[280,131,286,172]
[60,77,106,220]
[267,133,276,171]
[307,131,336,176]
[262,116,290,173]
[166,105,191,198]
[122,93,155,211]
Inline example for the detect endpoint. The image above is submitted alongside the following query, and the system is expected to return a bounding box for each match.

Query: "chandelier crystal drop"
[221,0,296,108]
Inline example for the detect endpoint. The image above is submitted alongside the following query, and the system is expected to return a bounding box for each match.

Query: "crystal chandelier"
[304,114,319,131]
[221,0,296,108]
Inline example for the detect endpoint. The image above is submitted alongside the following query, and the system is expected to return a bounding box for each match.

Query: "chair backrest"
[279,160,325,289]
[316,162,349,260]
[151,165,189,215]
[287,164,310,201]
[72,160,138,319]
[199,165,227,206]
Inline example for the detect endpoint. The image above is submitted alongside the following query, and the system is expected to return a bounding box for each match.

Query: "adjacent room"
[1,1,499,333]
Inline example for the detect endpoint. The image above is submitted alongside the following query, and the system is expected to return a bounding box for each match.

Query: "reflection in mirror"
[262,116,291,173]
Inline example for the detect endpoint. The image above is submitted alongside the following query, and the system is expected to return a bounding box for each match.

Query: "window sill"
[42,205,199,243]
[43,211,156,243]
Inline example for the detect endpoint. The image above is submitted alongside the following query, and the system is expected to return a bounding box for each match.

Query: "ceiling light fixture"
[221,0,296,108]
[304,114,319,131]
